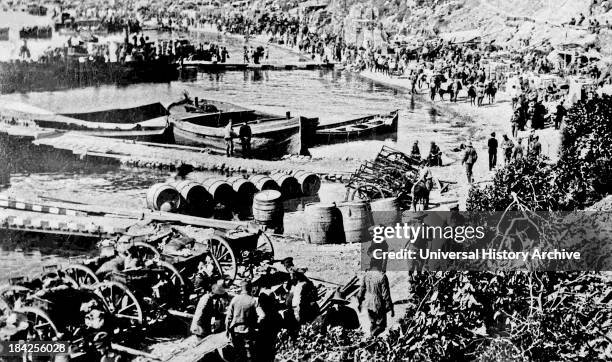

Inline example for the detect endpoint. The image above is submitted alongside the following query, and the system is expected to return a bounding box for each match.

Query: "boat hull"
[171,118,300,158]
[313,110,399,145]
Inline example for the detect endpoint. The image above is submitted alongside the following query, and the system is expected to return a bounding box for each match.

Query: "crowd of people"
[187,255,393,361]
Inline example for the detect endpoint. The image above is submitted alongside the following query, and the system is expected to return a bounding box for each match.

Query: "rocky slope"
[321,0,612,53]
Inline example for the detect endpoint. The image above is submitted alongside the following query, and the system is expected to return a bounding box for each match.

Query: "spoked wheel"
[256,232,275,262]
[349,184,386,201]
[131,241,161,263]
[206,235,237,282]
[0,285,32,309]
[63,264,100,288]
[94,281,143,325]
[155,260,187,306]
[15,306,60,341]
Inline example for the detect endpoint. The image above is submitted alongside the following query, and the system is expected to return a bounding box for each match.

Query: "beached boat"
[313,110,399,144]
[170,112,301,157]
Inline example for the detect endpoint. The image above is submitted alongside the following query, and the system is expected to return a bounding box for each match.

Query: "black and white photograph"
[0,0,611,361]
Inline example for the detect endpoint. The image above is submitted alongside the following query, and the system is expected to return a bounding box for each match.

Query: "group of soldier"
[188,252,395,361]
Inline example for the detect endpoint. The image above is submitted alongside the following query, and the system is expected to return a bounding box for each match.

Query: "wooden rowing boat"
[170,114,300,157]
[313,110,399,144]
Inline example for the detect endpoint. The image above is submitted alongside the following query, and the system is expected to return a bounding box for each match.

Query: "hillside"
[321,0,612,54]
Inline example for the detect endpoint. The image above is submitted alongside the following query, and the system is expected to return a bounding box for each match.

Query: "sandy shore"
[358,70,562,208]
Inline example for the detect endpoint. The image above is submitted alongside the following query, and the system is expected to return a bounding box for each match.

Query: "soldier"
[357,261,394,336]
[239,121,252,159]
[461,141,478,184]
[191,282,231,337]
[226,280,258,361]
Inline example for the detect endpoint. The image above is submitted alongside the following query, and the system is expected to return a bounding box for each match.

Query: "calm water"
[0,29,465,278]
[0,70,459,159]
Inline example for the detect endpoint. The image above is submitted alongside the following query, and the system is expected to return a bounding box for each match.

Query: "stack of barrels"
[145,170,322,228]
[303,196,401,244]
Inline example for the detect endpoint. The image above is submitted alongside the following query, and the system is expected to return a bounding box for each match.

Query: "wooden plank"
[166,332,229,362]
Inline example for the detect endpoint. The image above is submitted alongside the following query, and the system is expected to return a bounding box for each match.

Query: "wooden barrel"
[226,176,257,196]
[252,190,284,233]
[338,201,373,243]
[146,183,181,211]
[172,180,213,217]
[304,203,345,244]
[249,174,279,191]
[294,171,321,196]
[370,197,401,226]
[227,176,258,219]
[270,173,300,198]
[201,178,236,205]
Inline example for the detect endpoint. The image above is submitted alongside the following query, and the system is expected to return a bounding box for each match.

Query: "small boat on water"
[171,114,301,157]
[313,110,399,144]
[1,102,171,142]
[169,97,303,157]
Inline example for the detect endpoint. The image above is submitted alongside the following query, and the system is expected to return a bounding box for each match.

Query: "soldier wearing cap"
[357,260,394,336]
[226,280,258,361]
[191,281,231,337]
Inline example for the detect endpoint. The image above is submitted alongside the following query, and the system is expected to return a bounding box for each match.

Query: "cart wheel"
[94,281,143,325]
[207,235,237,282]
[350,184,386,201]
[256,232,275,261]
[131,241,161,262]
[63,264,99,288]
[14,306,60,340]
[0,285,31,309]
[156,260,187,304]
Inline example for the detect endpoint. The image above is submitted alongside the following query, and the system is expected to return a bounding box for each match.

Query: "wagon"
[0,266,124,348]
[345,145,420,208]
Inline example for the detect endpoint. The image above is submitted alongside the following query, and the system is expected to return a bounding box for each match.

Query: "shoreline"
[357,70,562,208]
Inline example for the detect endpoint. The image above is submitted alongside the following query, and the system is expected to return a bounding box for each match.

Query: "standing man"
[502,134,514,165]
[411,141,421,161]
[487,132,498,171]
[555,101,566,130]
[357,261,393,336]
[191,282,231,337]
[512,138,525,161]
[224,119,235,157]
[510,108,521,138]
[239,121,252,159]
[530,135,542,157]
[226,280,258,361]
[461,141,478,184]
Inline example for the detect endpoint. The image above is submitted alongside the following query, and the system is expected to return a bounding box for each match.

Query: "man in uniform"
[357,261,393,336]
[224,119,235,157]
[487,132,498,171]
[555,101,566,130]
[461,141,478,184]
[191,282,231,337]
[226,280,258,361]
[239,121,252,159]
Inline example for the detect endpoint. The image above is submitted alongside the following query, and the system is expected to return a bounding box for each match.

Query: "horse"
[411,179,433,211]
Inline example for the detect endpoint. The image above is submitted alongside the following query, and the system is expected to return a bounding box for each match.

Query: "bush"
[466,156,559,211]
[556,96,612,209]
